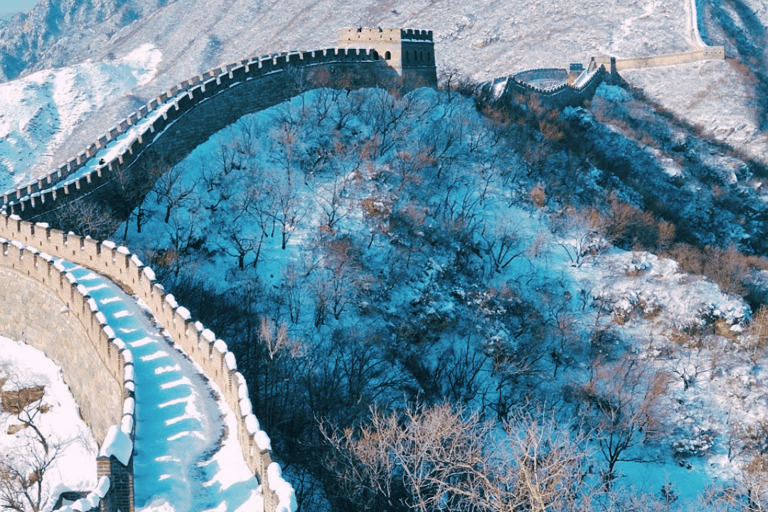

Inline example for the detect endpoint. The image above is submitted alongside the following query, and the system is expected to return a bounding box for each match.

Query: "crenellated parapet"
[402,28,433,41]
[0,30,439,512]
[0,214,296,512]
[1,46,406,223]
[339,27,437,85]
[0,220,135,512]
[592,46,725,71]
[479,64,610,109]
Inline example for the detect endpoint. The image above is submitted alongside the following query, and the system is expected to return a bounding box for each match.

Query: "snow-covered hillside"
[0,44,161,191]
[0,336,98,512]
[116,83,768,509]
[0,0,728,186]
[3,0,768,511]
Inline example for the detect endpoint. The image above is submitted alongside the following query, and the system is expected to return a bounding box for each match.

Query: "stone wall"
[0,33,437,512]
[338,27,436,84]
[482,65,609,109]
[1,47,413,222]
[593,46,725,71]
[513,68,569,87]
[0,265,122,440]
[0,226,136,512]
[0,215,295,512]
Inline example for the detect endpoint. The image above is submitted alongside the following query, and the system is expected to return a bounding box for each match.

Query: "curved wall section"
[0,232,136,512]
[0,244,126,441]
[513,68,568,87]
[3,49,396,222]
[480,65,609,109]
[0,215,295,512]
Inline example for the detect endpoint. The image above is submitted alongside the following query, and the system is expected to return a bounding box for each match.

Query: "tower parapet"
[338,27,437,86]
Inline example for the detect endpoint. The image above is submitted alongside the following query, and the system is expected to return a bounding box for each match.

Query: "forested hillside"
[2,0,768,511]
[114,76,768,511]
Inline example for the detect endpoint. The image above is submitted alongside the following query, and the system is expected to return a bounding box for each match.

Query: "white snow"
[0,44,163,190]
[0,336,98,512]
[266,464,297,512]
[143,267,157,281]
[202,329,216,343]
[55,259,263,512]
[213,339,228,353]
[0,0,765,509]
[100,425,133,466]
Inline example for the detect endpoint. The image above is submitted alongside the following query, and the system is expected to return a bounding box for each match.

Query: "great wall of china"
[0,7,731,510]
[0,29,437,222]
[0,29,438,512]
[0,217,297,512]
[482,0,724,108]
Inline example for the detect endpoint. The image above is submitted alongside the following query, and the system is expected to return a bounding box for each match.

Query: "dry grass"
[1,385,45,415]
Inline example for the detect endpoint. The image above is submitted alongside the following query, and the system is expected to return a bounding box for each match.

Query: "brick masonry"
[0,215,296,512]
[0,266,122,441]
[0,237,135,512]
[2,41,435,224]
[0,29,439,512]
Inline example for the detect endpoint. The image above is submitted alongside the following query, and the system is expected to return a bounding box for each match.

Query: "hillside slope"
[3,1,768,511]
[0,0,703,187]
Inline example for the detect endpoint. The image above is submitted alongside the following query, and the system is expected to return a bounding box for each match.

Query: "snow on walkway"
[57,260,261,512]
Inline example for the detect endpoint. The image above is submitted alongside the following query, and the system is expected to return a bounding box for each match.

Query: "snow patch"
[100,425,133,465]
[267,463,297,512]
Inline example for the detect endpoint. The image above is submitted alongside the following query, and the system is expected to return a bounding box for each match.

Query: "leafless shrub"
[666,244,751,297]
[321,403,596,512]
[50,199,119,239]
[574,356,672,486]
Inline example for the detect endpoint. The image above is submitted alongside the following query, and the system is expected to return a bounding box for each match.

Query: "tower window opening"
[385,51,391,60]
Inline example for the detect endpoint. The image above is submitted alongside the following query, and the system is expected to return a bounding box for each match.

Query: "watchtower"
[338,27,437,87]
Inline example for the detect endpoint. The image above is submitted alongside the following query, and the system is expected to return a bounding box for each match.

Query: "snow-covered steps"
[58,261,262,512]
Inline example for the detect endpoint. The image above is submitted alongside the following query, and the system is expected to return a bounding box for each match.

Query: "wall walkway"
[0,215,296,512]
[1,48,400,222]
[0,229,135,512]
[0,37,438,512]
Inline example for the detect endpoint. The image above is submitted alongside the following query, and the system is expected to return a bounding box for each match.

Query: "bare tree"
[218,221,263,270]
[321,403,597,512]
[269,168,308,250]
[321,403,491,512]
[152,162,199,224]
[0,368,87,512]
[743,306,768,364]
[0,437,72,512]
[700,455,768,512]
[659,333,711,391]
[575,356,671,487]
[494,410,596,512]
[479,220,525,275]
[552,207,606,267]
[316,172,352,230]
[50,199,119,239]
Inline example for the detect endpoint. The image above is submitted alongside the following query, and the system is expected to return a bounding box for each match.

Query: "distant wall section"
[481,65,610,109]
[594,46,725,71]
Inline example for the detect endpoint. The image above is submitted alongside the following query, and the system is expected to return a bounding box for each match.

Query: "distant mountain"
[0,0,163,82]
[3,0,765,186]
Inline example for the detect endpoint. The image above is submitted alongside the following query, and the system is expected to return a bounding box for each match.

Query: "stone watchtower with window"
[338,27,438,87]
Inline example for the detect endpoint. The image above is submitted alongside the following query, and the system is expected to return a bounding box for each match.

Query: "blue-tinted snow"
[57,261,260,512]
